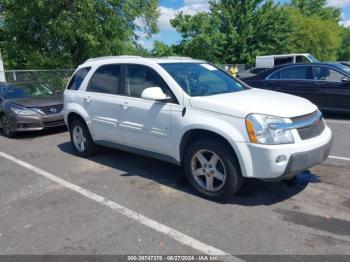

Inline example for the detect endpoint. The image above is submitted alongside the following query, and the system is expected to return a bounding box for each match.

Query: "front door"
[118,64,173,155]
[311,65,350,111]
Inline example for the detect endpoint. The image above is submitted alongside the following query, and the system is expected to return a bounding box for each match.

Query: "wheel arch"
[67,112,85,128]
[66,107,96,136]
[179,128,244,175]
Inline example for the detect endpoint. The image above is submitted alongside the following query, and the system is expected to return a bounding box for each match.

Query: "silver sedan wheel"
[72,125,87,152]
[1,115,11,136]
[191,149,227,192]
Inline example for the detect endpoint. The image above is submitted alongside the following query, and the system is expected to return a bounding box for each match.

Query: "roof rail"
[160,56,194,60]
[84,55,143,63]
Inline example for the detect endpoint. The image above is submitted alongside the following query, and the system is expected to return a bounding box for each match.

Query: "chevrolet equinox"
[63,56,333,199]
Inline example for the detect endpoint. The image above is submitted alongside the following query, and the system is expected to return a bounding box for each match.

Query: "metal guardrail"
[0,69,74,91]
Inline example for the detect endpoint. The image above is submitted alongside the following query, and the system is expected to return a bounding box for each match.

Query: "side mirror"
[341,76,350,84]
[141,87,171,102]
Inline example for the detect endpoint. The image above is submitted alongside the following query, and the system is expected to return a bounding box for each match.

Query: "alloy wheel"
[191,149,227,192]
[72,125,87,152]
[1,114,11,136]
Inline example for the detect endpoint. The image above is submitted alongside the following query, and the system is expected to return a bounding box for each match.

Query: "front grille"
[292,111,325,140]
[37,104,63,115]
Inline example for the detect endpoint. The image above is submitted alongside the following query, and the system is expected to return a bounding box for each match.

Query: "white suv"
[63,56,333,199]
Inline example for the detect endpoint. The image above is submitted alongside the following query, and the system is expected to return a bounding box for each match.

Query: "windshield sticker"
[200,64,217,71]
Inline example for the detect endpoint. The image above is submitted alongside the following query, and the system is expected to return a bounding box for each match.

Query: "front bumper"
[9,113,65,132]
[234,126,333,180]
[277,136,332,181]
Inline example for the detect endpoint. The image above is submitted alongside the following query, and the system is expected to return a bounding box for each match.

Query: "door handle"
[313,82,321,86]
[122,102,129,110]
[85,96,92,103]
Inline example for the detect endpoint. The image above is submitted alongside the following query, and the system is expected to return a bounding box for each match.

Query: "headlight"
[10,105,37,116]
[245,114,294,145]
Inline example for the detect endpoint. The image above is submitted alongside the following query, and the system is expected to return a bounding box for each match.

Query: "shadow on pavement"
[58,141,319,206]
[0,126,67,140]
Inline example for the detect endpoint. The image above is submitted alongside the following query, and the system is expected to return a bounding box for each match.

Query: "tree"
[170,0,292,64]
[288,8,342,61]
[170,12,225,63]
[337,27,350,61]
[151,41,175,57]
[290,0,341,22]
[1,0,159,69]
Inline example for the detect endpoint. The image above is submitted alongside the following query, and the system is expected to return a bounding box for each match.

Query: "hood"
[8,95,63,108]
[189,88,317,118]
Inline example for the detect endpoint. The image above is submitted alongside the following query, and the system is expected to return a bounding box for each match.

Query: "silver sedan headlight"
[10,105,37,116]
[245,114,294,145]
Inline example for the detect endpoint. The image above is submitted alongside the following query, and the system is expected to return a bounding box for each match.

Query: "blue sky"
[139,0,350,49]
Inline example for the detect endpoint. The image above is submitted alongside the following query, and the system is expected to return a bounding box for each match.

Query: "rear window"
[67,67,91,90]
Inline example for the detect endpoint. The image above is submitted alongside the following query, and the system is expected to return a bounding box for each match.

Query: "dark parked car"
[237,67,269,79]
[243,63,350,113]
[0,81,65,137]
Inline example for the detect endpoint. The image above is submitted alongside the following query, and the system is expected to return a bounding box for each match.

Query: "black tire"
[69,118,97,157]
[183,138,243,200]
[1,113,15,138]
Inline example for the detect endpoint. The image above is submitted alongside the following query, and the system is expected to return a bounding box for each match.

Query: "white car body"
[63,56,332,181]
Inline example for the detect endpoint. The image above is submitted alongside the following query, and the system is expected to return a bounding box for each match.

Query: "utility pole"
[0,48,5,82]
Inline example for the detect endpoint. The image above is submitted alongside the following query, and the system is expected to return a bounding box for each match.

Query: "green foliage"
[170,12,225,63]
[288,8,342,61]
[151,41,175,57]
[152,0,346,64]
[337,27,350,61]
[1,0,159,69]
[165,0,292,64]
[291,0,341,21]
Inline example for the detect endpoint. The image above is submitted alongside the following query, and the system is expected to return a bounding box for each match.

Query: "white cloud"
[137,1,210,49]
[327,0,350,7]
[340,20,350,26]
[158,1,210,30]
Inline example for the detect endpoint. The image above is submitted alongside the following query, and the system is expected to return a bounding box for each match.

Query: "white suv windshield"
[161,63,247,96]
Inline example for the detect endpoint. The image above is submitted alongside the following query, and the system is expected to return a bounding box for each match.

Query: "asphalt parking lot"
[0,115,349,259]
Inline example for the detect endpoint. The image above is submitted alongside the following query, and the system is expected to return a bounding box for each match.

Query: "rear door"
[263,65,314,99]
[312,65,350,111]
[85,64,123,143]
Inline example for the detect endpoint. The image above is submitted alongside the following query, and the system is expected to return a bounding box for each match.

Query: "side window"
[313,66,345,82]
[279,66,311,80]
[0,85,4,99]
[67,67,91,90]
[296,56,309,63]
[87,64,121,94]
[274,57,293,66]
[124,65,169,98]
[269,71,280,79]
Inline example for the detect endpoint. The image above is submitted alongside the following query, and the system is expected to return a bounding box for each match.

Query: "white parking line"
[329,155,350,162]
[0,151,243,260]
